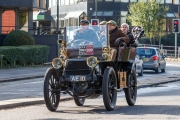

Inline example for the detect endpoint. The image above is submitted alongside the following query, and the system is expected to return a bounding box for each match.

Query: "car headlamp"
[86,56,98,68]
[59,55,66,61]
[52,58,63,69]
[102,53,109,60]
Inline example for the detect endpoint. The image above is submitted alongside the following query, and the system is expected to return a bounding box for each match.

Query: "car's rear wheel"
[102,67,117,111]
[74,97,85,106]
[44,68,60,112]
[124,69,137,106]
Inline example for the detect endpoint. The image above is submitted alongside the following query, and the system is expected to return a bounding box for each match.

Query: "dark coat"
[126,31,135,47]
[109,27,130,48]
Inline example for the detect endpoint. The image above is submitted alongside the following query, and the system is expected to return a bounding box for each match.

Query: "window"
[70,0,74,4]
[173,0,179,4]
[65,0,69,5]
[165,0,172,3]
[40,0,43,7]
[114,0,121,2]
[61,0,65,5]
[105,0,113,1]
[130,0,137,2]
[121,0,129,2]
[2,10,15,34]
[121,11,128,16]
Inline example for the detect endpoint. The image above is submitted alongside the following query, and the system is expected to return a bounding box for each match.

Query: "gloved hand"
[114,38,125,46]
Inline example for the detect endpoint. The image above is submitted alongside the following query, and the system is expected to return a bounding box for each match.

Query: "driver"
[72,19,99,47]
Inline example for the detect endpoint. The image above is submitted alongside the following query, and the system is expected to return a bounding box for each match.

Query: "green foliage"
[3,30,35,46]
[0,45,49,68]
[127,0,169,44]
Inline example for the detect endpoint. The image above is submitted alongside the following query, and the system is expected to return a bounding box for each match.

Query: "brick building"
[0,0,49,34]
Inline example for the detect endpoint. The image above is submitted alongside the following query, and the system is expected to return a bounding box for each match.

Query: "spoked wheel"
[124,69,137,106]
[74,97,85,106]
[102,67,117,111]
[44,67,60,111]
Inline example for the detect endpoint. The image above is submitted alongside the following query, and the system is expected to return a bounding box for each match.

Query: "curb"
[0,97,73,110]
[137,78,180,89]
[0,75,44,83]
[165,58,180,62]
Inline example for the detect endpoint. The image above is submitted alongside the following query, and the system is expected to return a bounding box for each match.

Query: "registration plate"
[70,76,86,82]
[143,58,149,62]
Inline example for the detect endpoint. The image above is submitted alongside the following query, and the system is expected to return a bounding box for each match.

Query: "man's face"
[80,23,89,30]
[108,24,116,31]
[121,25,128,33]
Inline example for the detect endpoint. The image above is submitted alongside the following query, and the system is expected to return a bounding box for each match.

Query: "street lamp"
[95,0,97,19]
[57,0,59,31]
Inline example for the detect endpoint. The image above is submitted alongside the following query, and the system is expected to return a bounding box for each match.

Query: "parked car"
[134,55,143,76]
[137,47,166,73]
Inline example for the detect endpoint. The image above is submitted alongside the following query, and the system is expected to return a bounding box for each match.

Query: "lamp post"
[57,0,59,31]
[95,0,97,19]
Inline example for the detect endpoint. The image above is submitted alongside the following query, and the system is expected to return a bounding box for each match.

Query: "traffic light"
[172,19,180,33]
[91,19,99,26]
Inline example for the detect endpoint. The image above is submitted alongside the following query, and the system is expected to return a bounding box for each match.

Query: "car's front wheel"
[102,67,117,111]
[44,68,60,112]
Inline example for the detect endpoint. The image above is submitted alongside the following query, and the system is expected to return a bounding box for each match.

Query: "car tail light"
[151,56,158,60]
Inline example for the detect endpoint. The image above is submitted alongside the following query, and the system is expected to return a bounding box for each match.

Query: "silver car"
[137,47,166,73]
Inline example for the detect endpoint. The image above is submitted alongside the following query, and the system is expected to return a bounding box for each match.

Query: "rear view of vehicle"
[137,47,166,73]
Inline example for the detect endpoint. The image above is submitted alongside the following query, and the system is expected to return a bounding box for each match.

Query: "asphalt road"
[0,81,180,120]
[0,61,180,101]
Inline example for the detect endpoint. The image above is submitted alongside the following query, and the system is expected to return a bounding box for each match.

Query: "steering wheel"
[71,39,92,48]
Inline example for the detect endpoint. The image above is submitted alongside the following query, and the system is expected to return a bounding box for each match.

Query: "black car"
[43,25,138,111]
[137,47,166,73]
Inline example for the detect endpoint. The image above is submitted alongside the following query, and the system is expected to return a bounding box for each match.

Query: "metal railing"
[0,26,64,35]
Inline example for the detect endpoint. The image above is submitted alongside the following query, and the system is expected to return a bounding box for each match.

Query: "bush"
[3,30,35,46]
[0,45,49,67]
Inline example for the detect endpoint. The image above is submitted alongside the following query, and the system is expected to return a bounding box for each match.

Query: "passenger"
[106,20,130,61]
[72,19,99,47]
[120,23,135,47]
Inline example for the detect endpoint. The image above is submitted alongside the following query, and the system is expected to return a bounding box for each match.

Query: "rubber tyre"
[74,98,85,106]
[44,67,60,111]
[102,67,117,111]
[124,69,137,106]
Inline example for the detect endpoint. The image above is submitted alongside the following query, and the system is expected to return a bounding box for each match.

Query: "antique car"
[43,25,138,111]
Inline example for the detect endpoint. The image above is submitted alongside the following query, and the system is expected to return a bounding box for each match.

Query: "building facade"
[0,0,49,34]
[50,0,179,33]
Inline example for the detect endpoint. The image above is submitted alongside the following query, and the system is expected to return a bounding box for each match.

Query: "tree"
[126,0,169,45]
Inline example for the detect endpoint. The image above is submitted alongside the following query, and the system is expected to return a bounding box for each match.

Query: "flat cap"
[100,21,107,25]
[106,20,117,26]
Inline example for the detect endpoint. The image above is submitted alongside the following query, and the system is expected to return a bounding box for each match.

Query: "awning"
[166,13,176,18]
[64,11,85,19]
[92,11,114,16]
[33,10,52,21]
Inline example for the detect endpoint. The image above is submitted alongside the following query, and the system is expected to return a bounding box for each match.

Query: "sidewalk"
[0,62,180,109]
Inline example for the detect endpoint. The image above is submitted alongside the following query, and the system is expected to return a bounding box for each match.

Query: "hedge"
[0,45,49,68]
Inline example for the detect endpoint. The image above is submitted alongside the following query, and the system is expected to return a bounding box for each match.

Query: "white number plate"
[70,76,86,82]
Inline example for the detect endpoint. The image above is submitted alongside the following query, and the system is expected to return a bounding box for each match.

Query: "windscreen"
[65,25,108,57]
[137,48,156,57]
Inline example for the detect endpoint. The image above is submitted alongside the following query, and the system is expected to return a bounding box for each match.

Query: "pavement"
[0,61,180,110]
